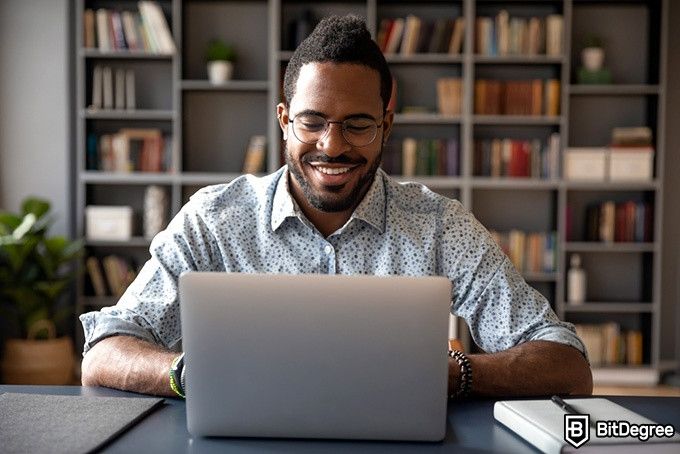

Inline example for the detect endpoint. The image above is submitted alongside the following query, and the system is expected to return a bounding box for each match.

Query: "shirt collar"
[270,166,386,234]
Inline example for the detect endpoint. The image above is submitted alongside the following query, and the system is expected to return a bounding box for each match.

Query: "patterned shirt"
[80,167,586,357]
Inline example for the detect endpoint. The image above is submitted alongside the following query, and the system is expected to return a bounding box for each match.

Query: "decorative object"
[567,254,586,305]
[206,39,236,84]
[85,205,133,241]
[577,34,612,84]
[143,185,168,239]
[0,197,83,384]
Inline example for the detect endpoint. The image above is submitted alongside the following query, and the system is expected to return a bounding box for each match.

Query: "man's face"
[278,62,393,213]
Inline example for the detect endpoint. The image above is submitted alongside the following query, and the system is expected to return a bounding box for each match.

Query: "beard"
[285,142,383,213]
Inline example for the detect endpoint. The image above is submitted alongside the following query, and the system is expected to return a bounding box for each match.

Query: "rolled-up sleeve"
[440,204,587,359]
[79,195,222,355]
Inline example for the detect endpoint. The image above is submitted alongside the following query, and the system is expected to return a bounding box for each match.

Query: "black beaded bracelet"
[448,350,472,399]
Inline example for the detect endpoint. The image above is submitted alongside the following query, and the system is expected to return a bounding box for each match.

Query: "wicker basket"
[1,320,75,385]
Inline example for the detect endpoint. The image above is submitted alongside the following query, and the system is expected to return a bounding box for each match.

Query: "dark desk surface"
[2,385,679,453]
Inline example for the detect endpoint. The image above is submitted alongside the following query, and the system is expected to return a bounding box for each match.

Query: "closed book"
[115,68,126,110]
[84,9,96,48]
[121,11,140,51]
[111,11,127,49]
[90,65,103,109]
[402,138,417,176]
[416,20,434,53]
[376,19,392,52]
[545,14,563,56]
[448,17,465,54]
[86,256,108,296]
[446,139,458,176]
[102,66,113,109]
[428,19,447,53]
[384,18,404,54]
[496,10,509,56]
[494,398,680,454]
[545,79,561,116]
[95,9,111,51]
[242,135,267,174]
[125,70,136,110]
[138,1,176,53]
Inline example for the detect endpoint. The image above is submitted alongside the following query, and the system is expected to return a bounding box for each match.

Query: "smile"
[315,166,352,175]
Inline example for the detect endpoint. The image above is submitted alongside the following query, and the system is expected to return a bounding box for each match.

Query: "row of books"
[490,230,557,273]
[86,129,172,173]
[382,138,459,177]
[436,78,462,116]
[575,323,643,366]
[83,2,175,53]
[377,16,465,55]
[474,79,560,116]
[475,12,563,56]
[86,256,138,298]
[473,134,560,179]
[89,66,135,111]
[583,201,653,243]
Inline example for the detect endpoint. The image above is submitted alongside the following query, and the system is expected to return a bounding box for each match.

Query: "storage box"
[609,147,654,181]
[86,206,133,241]
[564,148,608,181]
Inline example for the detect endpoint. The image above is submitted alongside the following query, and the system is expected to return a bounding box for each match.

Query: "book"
[91,65,103,109]
[125,70,136,110]
[139,1,177,53]
[494,398,680,454]
[242,135,266,174]
[111,11,127,50]
[86,256,108,297]
[102,66,113,109]
[84,9,96,48]
[384,18,405,54]
[121,11,140,51]
[546,14,563,56]
[115,68,126,110]
[95,9,111,51]
[448,17,465,54]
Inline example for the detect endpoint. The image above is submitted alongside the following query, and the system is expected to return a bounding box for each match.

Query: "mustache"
[302,154,366,165]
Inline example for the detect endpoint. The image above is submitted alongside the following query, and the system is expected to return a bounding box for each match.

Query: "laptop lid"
[179,272,451,441]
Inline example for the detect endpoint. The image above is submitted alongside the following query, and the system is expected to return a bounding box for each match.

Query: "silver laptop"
[179,272,451,441]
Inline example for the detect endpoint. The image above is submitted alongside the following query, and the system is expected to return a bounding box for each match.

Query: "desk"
[1,385,679,453]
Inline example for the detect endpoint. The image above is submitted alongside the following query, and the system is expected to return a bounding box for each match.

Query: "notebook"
[179,272,452,441]
[494,398,680,453]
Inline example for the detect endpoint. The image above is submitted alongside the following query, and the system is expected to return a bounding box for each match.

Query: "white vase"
[581,47,604,72]
[207,60,233,84]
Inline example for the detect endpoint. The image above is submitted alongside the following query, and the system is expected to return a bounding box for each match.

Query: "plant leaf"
[21,198,50,219]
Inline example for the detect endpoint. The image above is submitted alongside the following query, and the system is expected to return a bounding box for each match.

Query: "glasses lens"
[292,114,327,144]
[342,118,378,147]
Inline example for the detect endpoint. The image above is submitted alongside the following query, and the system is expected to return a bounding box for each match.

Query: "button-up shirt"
[80,167,586,357]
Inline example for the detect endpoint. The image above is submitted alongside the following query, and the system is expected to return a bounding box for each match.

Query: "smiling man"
[80,16,592,398]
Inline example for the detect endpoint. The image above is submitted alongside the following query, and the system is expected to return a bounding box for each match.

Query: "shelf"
[392,176,463,189]
[569,84,660,96]
[85,237,152,247]
[181,80,269,92]
[82,171,176,184]
[79,296,119,308]
[563,302,654,313]
[471,178,560,190]
[591,367,659,387]
[564,242,656,253]
[81,109,175,120]
[384,54,463,64]
[563,180,659,191]
[523,272,559,282]
[180,172,245,185]
[474,55,565,64]
[473,115,562,125]
[80,49,175,60]
[393,113,461,124]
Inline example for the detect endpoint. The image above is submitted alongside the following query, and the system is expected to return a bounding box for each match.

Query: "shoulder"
[187,169,281,215]
[381,171,464,220]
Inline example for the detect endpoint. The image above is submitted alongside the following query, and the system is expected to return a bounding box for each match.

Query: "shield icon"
[564,414,590,449]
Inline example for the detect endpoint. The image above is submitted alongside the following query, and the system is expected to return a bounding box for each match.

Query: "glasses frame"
[289,113,384,148]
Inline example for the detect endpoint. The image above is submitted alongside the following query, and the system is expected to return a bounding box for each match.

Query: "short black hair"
[283,15,392,112]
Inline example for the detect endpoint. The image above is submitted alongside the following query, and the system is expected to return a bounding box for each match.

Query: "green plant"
[583,34,604,49]
[0,197,83,339]
[206,39,236,62]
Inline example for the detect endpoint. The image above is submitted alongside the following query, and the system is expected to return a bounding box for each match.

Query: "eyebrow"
[292,109,379,122]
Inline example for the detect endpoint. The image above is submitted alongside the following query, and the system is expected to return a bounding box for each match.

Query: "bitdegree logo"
[595,420,676,442]
[563,414,677,449]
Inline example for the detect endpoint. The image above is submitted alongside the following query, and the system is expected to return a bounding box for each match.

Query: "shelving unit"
[73,0,669,384]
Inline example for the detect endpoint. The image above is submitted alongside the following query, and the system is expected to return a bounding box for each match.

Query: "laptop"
[179,272,451,441]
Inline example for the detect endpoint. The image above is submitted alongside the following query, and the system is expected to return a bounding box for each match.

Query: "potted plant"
[0,197,83,384]
[206,39,236,84]
[581,34,605,72]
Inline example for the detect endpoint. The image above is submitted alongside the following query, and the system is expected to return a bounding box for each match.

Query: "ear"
[277,103,289,140]
[381,110,395,145]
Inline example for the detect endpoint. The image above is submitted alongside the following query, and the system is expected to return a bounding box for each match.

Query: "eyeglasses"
[290,113,383,147]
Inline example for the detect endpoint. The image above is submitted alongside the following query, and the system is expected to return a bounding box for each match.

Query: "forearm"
[449,340,592,397]
[81,335,177,396]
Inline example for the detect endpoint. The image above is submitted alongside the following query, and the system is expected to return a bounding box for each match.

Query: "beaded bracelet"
[448,350,472,399]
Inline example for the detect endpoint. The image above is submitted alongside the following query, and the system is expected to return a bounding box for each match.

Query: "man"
[81,16,592,398]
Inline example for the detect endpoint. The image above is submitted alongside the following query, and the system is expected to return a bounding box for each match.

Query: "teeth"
[315,166,351,175]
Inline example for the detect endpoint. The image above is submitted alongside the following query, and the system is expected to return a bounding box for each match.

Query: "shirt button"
[324,245,333,255]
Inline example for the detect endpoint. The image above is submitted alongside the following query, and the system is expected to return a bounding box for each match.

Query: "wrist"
[448,350,472,399]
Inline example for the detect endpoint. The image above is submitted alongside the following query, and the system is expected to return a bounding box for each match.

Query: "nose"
[316,122,351,157]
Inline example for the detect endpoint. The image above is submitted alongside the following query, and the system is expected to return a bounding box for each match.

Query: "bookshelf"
[73,0,669,384]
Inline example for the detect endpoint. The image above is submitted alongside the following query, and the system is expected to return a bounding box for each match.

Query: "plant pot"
[207,60,233,84]
[581,47,604,72]
[0,320,74,385]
